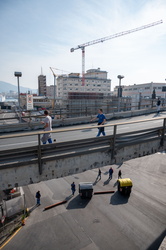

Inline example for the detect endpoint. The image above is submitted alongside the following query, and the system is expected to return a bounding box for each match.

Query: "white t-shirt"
[44,115,52,131]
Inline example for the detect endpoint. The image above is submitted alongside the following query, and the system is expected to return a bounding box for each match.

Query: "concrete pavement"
[2,152,166,250]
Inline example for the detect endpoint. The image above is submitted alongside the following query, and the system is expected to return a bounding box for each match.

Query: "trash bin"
[117,178,132,195]
[79,182,93,198]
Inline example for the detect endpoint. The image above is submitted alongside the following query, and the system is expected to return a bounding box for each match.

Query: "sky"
[0,0,166,91]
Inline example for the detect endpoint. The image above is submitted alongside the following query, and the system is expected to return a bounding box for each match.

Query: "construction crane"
[49,67,57,110]
[50,67,70,74]
[70,20,163,86]
[50,67,70,109]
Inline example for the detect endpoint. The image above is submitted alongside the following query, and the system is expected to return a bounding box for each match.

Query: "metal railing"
[0,117,165,175]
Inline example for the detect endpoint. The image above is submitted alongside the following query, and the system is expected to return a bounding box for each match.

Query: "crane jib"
[70,19,163,86]
[71,20,163,51]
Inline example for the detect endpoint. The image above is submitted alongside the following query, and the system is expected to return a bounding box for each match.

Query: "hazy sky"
[0,0,166,91]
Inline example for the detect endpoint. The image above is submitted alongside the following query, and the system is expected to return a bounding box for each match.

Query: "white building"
[46,85,56,98]
[0,95,5,102]
[57,68,111,98]
[113,82,166,99]
[113,82,166,110]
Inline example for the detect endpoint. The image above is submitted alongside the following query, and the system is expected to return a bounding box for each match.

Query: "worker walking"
[118,170,122,179]
[109,167,113,179]
[71,182,76,196]
[97,168,101,180]
[36,191,41,205]
[41,110,53,144]
[156,98,161,114]
[91,109,106,137]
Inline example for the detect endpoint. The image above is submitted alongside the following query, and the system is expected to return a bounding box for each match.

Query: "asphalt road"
[2,152,166,250]
[0,112,166,150]
[0,111,18,125]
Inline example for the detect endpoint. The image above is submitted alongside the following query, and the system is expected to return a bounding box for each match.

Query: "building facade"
[46,85,56,98]
[113,82,166,99]
[113,82,166,110]
[38,75,47,96]
[20,94,52,110]
[56,68,111,98]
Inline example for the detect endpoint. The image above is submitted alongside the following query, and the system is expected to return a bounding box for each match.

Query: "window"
[145,87,150,89]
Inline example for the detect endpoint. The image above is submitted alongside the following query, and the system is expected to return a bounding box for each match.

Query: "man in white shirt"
[41,110,52,144]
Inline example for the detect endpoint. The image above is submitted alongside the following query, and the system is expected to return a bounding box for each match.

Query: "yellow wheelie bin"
[117,178,133,195]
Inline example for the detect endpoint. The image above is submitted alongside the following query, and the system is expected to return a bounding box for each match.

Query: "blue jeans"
[37,198,40,205]
[43,138,52,144]
[97,129,106,137]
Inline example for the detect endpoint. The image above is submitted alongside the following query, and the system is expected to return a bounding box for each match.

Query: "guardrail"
[0,117,165,175]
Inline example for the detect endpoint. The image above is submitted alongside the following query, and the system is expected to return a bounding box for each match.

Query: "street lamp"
[14,72,22,123]
[117,75,124,112]
[138,88,143,110]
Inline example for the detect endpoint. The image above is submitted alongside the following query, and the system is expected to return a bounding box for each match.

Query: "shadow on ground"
[29,204,39,213]
[66,195,91,210]
[103,177,112,186]
[110,191,130,205]
[146,229,166,250]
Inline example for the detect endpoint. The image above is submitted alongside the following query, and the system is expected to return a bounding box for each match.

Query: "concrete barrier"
[0,137,165,190]
[0,107,160,133]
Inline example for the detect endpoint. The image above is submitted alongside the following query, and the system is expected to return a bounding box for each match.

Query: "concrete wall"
[0,138,165,190]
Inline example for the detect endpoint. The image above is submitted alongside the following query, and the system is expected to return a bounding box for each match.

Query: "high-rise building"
[38,75,47,96]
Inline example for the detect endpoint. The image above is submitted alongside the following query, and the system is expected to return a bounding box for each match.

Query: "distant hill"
[0,81,37,93]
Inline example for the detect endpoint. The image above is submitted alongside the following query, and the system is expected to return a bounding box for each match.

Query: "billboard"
[26,94,33,110]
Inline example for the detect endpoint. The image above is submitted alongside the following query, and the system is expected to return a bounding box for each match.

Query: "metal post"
[111,125,117,164]
[118,78,121,112]
[17,77,21,123]
[14,72,22,123]
[117,75,124,112]
[38,134,42,175]
[160,118,166,147]
[53,75,56,111]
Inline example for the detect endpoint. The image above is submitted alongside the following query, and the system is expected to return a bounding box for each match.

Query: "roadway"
[2,152,166,250]
[0,112,166,151]
[0,111,18,125]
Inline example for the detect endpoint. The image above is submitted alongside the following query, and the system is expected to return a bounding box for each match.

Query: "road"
[0,111,18,125]
[0,112,166,151]
[2,152,166,250]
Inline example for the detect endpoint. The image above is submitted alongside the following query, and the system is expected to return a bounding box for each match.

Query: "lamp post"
[14,72,22,123]
[138,88,142,110]
[117,75,124,112]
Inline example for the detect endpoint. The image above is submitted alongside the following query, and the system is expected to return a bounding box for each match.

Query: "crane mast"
[70,20,163,86]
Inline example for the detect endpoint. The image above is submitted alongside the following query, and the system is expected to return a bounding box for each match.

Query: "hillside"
[0,81,37,93]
